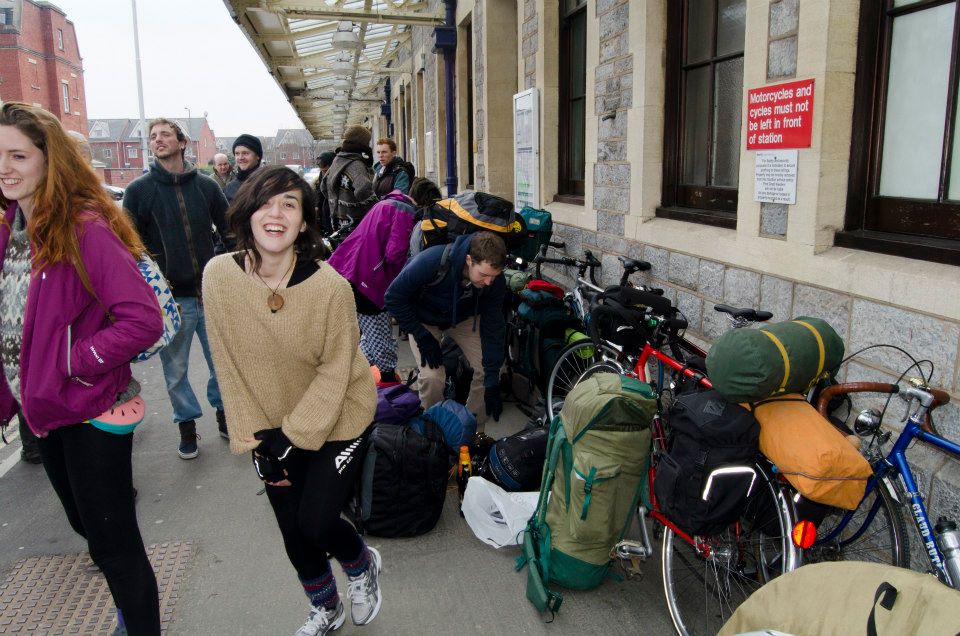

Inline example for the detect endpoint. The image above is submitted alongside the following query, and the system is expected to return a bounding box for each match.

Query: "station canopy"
[223,1,445,142]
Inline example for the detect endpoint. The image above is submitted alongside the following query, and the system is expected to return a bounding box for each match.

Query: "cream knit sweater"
[202,253,376,453]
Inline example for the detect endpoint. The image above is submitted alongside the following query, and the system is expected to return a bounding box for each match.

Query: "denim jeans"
[38,423,161,635]
[159,296,222,424]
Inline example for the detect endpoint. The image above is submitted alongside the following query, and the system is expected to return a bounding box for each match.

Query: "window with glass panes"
[558,0,586,200]
[660,0,746,227]
[840,0,960,265]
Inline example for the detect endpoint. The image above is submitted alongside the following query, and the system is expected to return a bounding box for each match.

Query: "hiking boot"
[294,600,345,636]
[177,420,200,460]
[20,445,42,464]
[346,547,382,626]
[216,409,229,441]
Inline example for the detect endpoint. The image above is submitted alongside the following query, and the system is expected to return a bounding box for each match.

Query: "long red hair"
[0,102,144,269]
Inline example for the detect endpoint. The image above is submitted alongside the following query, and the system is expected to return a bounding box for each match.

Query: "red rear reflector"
[792,520,817,549]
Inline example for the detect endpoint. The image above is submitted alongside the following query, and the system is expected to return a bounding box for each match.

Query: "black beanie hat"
[233,134,263,160]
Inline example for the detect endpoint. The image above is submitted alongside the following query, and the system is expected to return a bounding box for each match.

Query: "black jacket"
[123,161,229,297]
[384,234,506,388]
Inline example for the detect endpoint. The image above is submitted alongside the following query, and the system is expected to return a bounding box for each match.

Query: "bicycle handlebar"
[816,382,950,435]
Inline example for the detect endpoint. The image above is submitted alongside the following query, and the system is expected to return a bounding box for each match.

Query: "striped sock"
[340,547,370,578]
[300,566,339,610]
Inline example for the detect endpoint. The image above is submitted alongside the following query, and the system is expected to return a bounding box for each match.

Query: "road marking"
[0,446,22,479]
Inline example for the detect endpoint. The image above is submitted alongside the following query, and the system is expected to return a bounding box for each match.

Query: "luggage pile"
[353,385,476,537]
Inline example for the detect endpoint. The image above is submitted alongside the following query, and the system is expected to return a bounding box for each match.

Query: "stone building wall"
[521,0,537,90]
[472,0,487,192]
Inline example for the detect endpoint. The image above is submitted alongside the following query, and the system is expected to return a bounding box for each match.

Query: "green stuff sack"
[706,316,844,403]
[513,207,554,262]
[517,373,656,614]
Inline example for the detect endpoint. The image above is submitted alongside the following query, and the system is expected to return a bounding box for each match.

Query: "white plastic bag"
[461,476,539,548]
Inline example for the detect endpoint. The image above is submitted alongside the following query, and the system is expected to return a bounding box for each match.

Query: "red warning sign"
[746,79,815,150]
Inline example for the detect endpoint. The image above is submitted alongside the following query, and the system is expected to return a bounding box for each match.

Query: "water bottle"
[934,517,960,587]
[457,445,472,516]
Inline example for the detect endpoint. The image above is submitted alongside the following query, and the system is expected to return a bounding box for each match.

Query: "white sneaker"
[294,600,345,636]
[346,546,382,625]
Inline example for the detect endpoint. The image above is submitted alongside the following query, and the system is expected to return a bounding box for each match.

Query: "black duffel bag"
[485,427,548,491]
[654,389,760,536]
[353,417,452,537]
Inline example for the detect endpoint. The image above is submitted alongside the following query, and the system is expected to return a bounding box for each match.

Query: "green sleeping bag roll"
[705,316,844,403]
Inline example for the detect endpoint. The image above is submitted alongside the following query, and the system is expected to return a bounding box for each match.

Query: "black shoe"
[177,420,200,459]
[216,409,229,441]
[20,446,42,464]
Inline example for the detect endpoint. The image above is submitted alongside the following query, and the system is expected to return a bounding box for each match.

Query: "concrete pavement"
[0,335,674,635]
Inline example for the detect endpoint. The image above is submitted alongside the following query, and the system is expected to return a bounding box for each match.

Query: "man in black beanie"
[324,125,377,225]
[225,133,264,202]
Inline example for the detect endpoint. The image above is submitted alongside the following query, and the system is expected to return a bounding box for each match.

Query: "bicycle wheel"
[803,477,909,567]
[661,463,799,636]
[545,339,624,420]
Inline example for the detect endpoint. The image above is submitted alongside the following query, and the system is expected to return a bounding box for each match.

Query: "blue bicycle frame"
[817,407,960,586]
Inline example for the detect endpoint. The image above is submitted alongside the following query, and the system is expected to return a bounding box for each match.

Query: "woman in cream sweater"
[203,166,381,636]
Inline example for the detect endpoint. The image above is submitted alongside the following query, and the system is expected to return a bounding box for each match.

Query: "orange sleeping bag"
[750,395,871,510]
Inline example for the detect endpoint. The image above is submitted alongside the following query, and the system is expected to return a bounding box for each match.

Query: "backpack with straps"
[517,373,656,614]
[353,415,452,537]
[411,191,524,257]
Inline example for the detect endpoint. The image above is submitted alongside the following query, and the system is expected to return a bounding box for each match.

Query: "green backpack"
[517,373,657,614]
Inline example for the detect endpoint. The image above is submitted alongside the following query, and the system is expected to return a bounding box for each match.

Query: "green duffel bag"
[706,316,843,403]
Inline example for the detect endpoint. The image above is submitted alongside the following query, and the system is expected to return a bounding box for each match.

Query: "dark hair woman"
[0,102,163,635]
[202,166,382,635]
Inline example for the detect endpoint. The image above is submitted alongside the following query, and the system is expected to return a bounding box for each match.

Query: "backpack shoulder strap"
[426,243,454,288]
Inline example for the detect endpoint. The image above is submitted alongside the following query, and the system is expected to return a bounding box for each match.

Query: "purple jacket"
[0,202,163,435]
[327,190,418,309]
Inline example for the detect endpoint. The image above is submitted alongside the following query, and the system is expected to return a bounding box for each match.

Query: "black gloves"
[484,386,503,422]
[414,333,443,369]
[251,428,295,483]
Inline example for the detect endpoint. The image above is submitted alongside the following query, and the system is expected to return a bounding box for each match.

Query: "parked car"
[285,164,305,177]
[102,184,124,201]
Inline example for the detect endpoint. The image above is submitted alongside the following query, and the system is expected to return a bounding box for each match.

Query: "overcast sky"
[52,0,305,138]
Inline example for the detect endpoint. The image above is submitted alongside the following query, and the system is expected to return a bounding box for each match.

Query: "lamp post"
[184,107,192,161]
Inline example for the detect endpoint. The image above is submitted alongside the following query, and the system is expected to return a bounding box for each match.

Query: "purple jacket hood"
[0,202,163,435]
[327,190,418,309]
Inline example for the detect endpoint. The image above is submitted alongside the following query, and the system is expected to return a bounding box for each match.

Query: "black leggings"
[37,423,160,636]
[265,435,366,580]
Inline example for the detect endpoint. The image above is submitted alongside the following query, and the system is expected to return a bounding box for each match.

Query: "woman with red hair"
[0,103,162,635]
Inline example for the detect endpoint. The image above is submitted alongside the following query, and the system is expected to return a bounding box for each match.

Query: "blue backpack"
[411,400,477,451]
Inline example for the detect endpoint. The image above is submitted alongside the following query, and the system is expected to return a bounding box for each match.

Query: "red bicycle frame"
[634,341,713,389]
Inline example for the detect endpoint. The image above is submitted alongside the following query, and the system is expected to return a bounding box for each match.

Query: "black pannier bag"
[353,418,452,537]
[653,389,760,536]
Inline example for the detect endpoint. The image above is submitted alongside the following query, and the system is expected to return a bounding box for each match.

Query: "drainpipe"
[433,0,458,195]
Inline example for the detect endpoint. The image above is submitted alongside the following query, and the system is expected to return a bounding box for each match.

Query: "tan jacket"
[202,254,375,452]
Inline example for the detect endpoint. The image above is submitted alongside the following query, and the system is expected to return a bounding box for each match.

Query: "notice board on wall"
[746,78,815,150]
[513,88,540,211]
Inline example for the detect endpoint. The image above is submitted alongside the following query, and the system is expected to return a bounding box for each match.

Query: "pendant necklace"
[254,256,296,313]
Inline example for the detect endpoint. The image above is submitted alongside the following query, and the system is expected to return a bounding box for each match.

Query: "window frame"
[658,0,745,229]
[61,82,69,113]
[127,146,138,159]
[838,0,960,265]
[57,28,63,50]
[556,0,587,203]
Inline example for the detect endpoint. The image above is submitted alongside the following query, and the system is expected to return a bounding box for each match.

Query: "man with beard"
[122,118,230,459]
[224,134,263,203]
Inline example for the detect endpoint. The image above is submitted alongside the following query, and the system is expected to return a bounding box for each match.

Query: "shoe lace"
[347,570,372,605]
[298,607,333,634]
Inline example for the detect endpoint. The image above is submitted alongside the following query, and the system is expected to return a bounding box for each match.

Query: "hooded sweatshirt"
[384,233,506,388]
[123,160,229,297]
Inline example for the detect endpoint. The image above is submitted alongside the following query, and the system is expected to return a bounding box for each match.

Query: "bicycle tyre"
[660,462,800,636]
[545,339,624,421]
[804,477,909,568]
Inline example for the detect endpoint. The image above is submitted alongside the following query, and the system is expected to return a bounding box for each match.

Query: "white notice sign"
[754,150,798,205]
